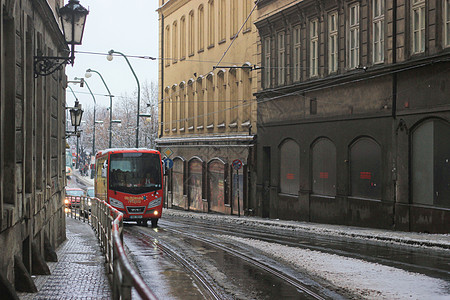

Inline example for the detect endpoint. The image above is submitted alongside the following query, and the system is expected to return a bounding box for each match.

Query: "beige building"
[157,0,259,215]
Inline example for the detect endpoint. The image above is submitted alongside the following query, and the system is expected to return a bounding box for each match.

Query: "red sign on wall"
[360,172,372,179]
[286,173,295,180]
[319,172,329,179]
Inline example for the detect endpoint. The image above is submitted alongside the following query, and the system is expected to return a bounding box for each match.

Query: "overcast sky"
[66,0,160,110]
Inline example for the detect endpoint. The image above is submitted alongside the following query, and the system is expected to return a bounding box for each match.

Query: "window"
[229,69,238,124]
[243,0,251,32]
[411,0,425,54]
[180,16,186,59]
[164,87,170,132]
[187,81,194,129]
[206,74,214,126]
[196,77,204,129]
[412,120,450,208]
[208,0,215,46]
[348,3,360,69]
[172,21,178,62]
[310,19,319,77]
[219,0,226,41]
[165,25,170,66]
[208,160,226,212]
[198,5,205,51]
[264,37,271,88]
[279,139,300,195]
[241,66,251,123]
[217,70,226,125]
[179,83,186,131]
[172,85,178,131]
[231,0,238,37]
[189,11,194,55]
[293,26,301,82]
[312,139,336,196]
[445,0,450,47]
[277,32,285,85]
[372,0,385,63]
[328,12,338,73]
[350,138,382,199]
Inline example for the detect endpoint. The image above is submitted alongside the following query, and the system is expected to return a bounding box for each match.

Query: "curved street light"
[107,49,141,148]
[85,68,114,148]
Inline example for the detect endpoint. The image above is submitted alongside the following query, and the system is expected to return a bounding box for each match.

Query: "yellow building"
[157,0,258,215]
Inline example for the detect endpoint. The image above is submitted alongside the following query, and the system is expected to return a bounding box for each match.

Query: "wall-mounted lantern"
[34,0,89,77]
[66,100,84,137]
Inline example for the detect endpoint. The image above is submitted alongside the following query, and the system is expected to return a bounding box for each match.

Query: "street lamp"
[85,68,115,148]
[107,49,141,148]
[68,100,83,169]
[34,0,89,77]
[74,77,97,156]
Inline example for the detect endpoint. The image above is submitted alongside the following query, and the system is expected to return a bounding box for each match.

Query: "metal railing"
[65,196,158,300]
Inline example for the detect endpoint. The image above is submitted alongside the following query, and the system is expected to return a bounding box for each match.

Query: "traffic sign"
[232,159,243,170]
[163,158,174,170]
[163,147,174,158]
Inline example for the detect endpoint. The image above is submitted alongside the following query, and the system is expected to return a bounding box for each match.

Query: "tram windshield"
[109,152,162,194]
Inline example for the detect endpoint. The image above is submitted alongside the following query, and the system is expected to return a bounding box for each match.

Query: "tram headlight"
[153,210,159,216]
[109,197,124,209]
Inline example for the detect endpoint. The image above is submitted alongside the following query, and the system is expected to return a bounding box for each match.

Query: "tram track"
[128,224,331,300]
[126,227,225,300]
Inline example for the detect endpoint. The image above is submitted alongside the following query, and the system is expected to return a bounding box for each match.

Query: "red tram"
[95,148,163,227]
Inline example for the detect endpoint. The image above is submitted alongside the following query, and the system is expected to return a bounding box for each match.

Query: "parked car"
[86,187,95,198]
[65,187,85,208]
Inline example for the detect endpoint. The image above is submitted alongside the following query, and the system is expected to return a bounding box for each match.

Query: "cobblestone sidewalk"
[19,217,111,299]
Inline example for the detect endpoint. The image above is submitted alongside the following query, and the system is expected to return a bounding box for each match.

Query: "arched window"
[180,16,186,59]
[206,73,214,126]
[241,64,251,124]
[187,79,195,130]
[229,68,238,125]
[412,119,450,207]
[164,87,170,133]
[172,21,178,62]
[350,138,382,199]
[208,0,215,46]
[217,70,226,126]
[172,157,185,207]
[179,82,186,131]
[171,84,178,131]
[219,0,226,41]
[189,10,195,55]
[312,138,336,196]
[198,5,204,51]
[279,139,300,195]
[165,25,170,66]
[208,159,226,213]
[196,77,204,129]
[188,158,203,211]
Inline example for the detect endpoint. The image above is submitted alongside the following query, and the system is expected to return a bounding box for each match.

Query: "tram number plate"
[129,215,142,219]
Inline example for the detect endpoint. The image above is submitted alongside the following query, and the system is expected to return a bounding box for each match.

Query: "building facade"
[157,0,259,216]
[254,0,450,233]
[0,0,68,296]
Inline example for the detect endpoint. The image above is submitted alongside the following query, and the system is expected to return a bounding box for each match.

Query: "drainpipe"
[160,9,165,138]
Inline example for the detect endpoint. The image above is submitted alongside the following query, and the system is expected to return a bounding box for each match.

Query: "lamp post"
[34,0,88,77]
[85,69,114,148]
[74,77,96,156]
[107,50,141,148]
[68,100,83,168]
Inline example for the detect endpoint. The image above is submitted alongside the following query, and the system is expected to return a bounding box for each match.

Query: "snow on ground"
[219,235,450,300]
[163,209,450,249]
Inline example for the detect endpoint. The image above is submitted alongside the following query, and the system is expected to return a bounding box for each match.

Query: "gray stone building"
[1,0,69,296]
[254,0,450,233]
